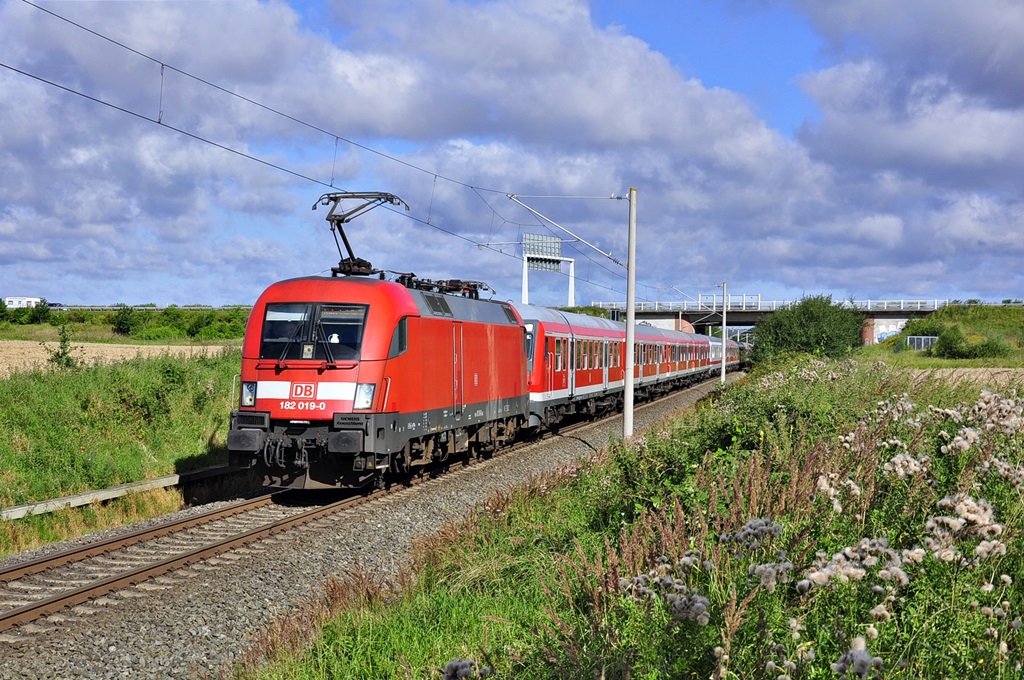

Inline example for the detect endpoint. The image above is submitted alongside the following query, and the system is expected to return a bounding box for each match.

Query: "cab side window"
[388,317,409,358]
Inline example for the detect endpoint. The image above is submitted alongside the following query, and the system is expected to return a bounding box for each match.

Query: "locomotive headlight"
[353,383,376,410]
[241,381,257,407]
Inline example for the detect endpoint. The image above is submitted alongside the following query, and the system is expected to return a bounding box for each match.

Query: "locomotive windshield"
[260,303,367,361]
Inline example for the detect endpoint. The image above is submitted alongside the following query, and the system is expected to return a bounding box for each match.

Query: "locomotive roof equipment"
[313,191,410,277]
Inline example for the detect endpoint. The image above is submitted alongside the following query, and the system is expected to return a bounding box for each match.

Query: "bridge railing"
[591,298,956,313]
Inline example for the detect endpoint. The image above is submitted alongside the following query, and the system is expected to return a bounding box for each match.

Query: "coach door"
[546,337,556,398]
[568,337,576,397]
[603,341,609,388]
[453,322,464,419]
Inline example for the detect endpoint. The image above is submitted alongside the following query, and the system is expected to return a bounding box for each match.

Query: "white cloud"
[1,0,1022,306]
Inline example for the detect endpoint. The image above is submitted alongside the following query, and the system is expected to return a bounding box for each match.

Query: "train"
[226,274,744,490]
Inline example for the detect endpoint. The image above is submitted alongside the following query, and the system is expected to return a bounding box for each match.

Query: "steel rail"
[0,493,372,632]
[0,493,276,583]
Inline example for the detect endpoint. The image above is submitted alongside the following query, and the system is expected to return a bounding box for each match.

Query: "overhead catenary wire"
[8,0,700,304]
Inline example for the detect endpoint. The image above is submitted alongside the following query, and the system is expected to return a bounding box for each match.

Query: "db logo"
[290,383,316,399]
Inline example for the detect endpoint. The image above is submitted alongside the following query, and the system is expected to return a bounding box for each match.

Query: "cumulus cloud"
[0,0,1022,306]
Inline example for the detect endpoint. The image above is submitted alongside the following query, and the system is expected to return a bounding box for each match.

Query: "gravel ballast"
[0,378,736,679]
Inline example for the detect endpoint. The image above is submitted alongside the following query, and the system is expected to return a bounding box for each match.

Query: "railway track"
[0,451,504,633]
[0,492,364,633]
[0,375,733,636]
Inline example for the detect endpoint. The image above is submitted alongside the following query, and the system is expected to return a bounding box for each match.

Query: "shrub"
[133,325,184,341]
[928,325,969,358]
[41,323,82,370]
[928,325,1011,359]
[751,295,864,364]
[193,321,245,340]
[110,304,141,336]
[901,317,946,338]
[971,336,1011,358]
[27,299,51,325]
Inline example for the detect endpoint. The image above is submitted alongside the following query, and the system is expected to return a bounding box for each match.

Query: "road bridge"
[592,296,956,344]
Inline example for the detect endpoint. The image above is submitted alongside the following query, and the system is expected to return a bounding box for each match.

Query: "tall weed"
[0,348,240,507]
[247,357,1024,679]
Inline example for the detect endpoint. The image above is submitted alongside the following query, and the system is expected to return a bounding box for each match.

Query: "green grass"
[861,304,1024,367]
[237,357,1024,679]
[0,347,242,556]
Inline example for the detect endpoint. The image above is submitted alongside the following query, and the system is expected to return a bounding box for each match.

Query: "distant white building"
[3,296,43,309]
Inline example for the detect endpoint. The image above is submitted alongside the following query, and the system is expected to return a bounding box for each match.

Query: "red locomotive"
[227,192,743,489]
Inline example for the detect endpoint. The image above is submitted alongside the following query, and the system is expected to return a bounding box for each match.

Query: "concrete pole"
[624,188,637,439]
[568,259,575,307]
[720,280,727,383]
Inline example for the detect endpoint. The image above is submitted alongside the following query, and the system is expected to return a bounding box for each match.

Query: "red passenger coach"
[514,304,739,431]
[228,276,528,489]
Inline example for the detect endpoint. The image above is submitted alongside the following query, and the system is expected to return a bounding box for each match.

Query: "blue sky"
[592,0,824,134]
[2,0,1023,309]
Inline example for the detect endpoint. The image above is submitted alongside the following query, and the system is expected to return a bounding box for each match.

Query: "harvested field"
[907,367,1024,389]
[0,340,231,378]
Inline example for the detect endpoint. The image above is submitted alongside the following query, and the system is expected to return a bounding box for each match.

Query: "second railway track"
[0,492,351,633]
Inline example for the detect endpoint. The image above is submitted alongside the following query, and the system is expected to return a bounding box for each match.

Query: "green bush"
[27,300,51,325]
[193,321,245,340]
[110,304,141,336]
[751,295,864,364]
[972,336,1012,358]
[901,317,946,338]
[927,325,1011,359]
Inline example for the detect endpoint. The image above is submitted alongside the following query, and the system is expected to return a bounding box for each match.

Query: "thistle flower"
[831,637,882,679]
[869,604,891,621]
[442,659,491,679]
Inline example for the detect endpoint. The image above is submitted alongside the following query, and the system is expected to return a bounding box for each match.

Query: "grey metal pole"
[522,254,529,304]
[720,280,727,383]
[624,188,637,438]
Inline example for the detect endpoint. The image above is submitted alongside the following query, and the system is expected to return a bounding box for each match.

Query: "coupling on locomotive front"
[227,275,529,489]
